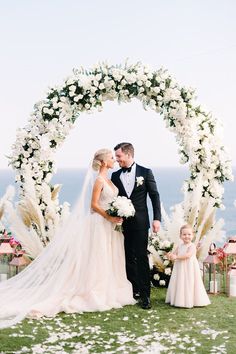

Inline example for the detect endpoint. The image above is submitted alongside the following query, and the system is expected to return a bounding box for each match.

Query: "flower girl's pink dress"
[165,242,210,308]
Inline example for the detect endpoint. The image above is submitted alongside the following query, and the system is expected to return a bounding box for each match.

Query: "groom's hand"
[152,220,160,233]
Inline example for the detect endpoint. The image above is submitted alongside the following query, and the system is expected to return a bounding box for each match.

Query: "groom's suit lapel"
[130,164,141,197]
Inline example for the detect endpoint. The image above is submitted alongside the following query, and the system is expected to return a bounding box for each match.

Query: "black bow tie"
[122,163,134,173]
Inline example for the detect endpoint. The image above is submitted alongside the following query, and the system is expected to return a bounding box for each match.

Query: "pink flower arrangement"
[0,229,22,251]
[215,246,226,262]
[9,237,22,251]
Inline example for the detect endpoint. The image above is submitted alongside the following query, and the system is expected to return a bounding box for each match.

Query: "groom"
[111,142,161,309]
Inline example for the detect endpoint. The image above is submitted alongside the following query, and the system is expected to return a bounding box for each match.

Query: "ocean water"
[0,167,235,236]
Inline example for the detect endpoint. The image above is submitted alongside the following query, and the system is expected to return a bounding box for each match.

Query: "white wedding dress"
[0,173,135,329]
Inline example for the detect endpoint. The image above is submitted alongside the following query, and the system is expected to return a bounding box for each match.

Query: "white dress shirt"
[120,163,136,197]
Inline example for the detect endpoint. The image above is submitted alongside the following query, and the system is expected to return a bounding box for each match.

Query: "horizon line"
[1,165,236,171]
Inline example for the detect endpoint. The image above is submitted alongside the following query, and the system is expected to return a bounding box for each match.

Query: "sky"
[0,0,236,171]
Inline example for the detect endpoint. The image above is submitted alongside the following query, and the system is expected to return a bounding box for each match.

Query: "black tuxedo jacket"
[111,164,161,231]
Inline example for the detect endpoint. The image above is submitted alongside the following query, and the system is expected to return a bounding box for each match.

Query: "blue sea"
[0,167,235,237]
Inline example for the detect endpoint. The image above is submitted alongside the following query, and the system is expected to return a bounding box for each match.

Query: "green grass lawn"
[0,287,235,353]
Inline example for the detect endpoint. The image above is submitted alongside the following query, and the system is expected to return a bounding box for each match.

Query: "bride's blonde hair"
[92,148,112,171]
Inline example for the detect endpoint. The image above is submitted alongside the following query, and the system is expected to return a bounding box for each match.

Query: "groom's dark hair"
[114,142,134,157]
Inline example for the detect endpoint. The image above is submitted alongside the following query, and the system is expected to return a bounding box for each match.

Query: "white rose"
[159,82,165,90]
[99,83,105,90]
[69,85,76,92]
[95,73,102,81]
[112,71,123,81]
[93,80,99,87]
[163,240,171,248]
[164,267,172,275]
[90,97,96,104]
[159,280,166,286]
[53,102,58,109]
[79,76,92,90]
[125,73,136,84]
[52,96,58,103]
[23,151,30,158]
[43,107,50,114]
[90,86,97,94]
[105,79,115,88]
[153,274,160,281]
[66,78,74,85]
[74,96,80,102]
[149,99,156,109]
[153,87,160,94]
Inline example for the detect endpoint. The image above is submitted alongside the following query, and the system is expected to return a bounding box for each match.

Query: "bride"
[0,148,135,329]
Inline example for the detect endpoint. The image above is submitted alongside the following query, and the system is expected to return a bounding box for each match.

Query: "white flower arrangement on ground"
[0,168,70,258]
[106,196,135,232]
[6,61,233,254]
[149,231,174,287]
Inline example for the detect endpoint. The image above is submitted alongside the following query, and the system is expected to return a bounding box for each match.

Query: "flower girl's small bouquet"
[106,196,135,232]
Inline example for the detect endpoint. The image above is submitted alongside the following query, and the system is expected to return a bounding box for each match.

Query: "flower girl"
[165,224,210,308]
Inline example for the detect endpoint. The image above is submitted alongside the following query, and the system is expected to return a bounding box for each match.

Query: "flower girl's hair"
[92,148,112,171]
[180,224,193,235]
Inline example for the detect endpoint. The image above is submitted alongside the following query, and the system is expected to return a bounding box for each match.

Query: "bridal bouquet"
[106,196,135,232]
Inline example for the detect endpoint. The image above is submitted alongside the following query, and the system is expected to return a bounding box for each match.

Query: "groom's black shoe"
[133,292,141,300]
[140,296,151,310]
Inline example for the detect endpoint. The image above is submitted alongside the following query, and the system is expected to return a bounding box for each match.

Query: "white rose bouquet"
[106,196,135,232]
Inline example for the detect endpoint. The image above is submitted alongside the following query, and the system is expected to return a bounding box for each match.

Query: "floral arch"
[8,62,233,258]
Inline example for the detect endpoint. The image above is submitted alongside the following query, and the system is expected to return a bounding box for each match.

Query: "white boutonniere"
[136,176,144,187]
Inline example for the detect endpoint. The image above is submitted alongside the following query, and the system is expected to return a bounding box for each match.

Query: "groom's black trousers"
[123,227,150,298]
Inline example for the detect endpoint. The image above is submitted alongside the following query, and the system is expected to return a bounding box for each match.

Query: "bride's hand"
[108,216,123,224]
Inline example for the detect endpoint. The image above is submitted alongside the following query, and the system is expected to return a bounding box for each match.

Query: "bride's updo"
[92,148,112,171]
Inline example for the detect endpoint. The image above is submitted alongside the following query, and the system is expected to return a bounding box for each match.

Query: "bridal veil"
[0,164,96,329]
